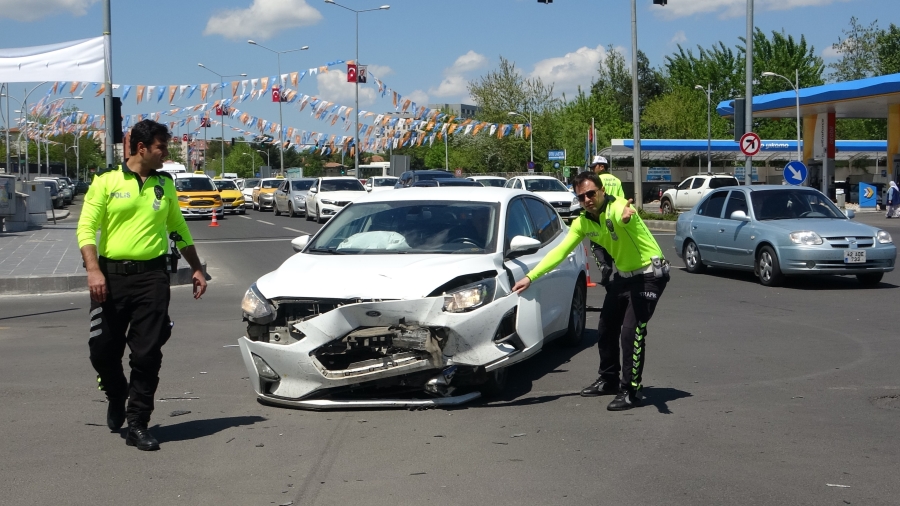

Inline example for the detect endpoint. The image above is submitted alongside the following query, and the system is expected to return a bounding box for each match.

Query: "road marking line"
[192,238,292,244]
[257,220,274,225]
[283,227,308,234]
[240,216,252,220]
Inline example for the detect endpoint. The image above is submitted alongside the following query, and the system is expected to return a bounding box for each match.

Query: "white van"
[159,162,187,175]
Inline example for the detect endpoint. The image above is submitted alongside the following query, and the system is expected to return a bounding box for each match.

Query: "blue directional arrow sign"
[783,161,808,186]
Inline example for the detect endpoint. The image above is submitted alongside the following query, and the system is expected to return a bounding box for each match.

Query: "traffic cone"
[209,210,220,227]
[583,244,597,287]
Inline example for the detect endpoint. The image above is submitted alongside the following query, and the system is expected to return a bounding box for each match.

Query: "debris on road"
[410,472,426,476]
[158,396,199,402]
[826,484,851,488]
[226,438,235,444]
[510,433,526,438]
[169,410,191,417]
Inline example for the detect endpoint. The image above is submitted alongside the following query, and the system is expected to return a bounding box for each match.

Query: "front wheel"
[274,202,281,216]
[560,277,586,347]
[757,245,785,287]
[683,240,706,273]
[288,202,296,218]
[660,199,674,215]
[316,206,326,224]
[305,205,313,221]
[857,272,883,287]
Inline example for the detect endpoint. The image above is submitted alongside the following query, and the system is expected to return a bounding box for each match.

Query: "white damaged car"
[238,188,588,409]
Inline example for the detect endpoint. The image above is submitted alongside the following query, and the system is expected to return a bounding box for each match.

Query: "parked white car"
[305,177,367,224]
[467,175,507,188]
[241,178,260,204]
[504,175,580,220]
[364,176,399,192]
[238,187,588,409]
[660,174,741,214]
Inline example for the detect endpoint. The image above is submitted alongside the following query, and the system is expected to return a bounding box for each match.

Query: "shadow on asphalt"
[678,266,898,291]
[136,415,267,443]
[473,328,601,408]
[641,387,693,414]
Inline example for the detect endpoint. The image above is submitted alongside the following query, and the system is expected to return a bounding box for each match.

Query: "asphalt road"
[1,206,899,506]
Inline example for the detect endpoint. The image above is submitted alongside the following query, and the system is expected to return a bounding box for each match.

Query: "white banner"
[813,113,827,159]
[0,37,106,83]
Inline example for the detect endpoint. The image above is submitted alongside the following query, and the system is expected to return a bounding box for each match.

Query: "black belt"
[100,256,167,275]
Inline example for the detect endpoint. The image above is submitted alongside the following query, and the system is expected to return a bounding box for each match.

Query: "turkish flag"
[182,134,188,142]
[215,105,224,116]
[347,63,357,83]
[272,85,281,102]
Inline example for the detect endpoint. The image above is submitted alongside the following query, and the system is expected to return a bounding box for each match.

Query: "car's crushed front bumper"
[239,292,541,408]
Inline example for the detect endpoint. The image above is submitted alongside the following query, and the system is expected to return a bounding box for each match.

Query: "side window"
[677,178,693,191]
[691,178,706,189]
[513,179,523,190]
[697,191,728,218]
[505,198,537,249]
[523,197,561,244]
[723,191,748,218]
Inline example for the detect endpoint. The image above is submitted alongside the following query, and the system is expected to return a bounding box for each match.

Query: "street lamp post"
[65,144,78,178]
[694,83,712,175]
[507,109,534,167]
[242,152,257,176]
[761,69,802,165]
[248,41,309,177]
[198,64,247,176]
[2,82,48,180]
[324,0,390,179]
[33,96,82,176]
[256,149,270,170]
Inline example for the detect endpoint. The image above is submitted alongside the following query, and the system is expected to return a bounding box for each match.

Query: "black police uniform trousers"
[596,271,668,393]
[88,266,172,424]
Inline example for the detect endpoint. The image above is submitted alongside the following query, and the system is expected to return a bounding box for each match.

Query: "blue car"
[674,185,896,287]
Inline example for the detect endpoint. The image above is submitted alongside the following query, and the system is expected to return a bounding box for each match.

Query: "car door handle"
[692,226,698,230]
[718,229,725,233]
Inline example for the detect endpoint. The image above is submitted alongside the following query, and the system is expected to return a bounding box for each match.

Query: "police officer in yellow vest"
[513,171,669,411]
[77,119,207,451]
[588,155,622,285]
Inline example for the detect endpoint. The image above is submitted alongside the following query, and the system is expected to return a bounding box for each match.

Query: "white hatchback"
[239,187,588,409]
[305,177,368,224]
[504,175,580,220]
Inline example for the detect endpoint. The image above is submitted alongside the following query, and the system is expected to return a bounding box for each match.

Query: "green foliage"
[876,23,900,75]
[828,17,880,80]
[638,207,678,221]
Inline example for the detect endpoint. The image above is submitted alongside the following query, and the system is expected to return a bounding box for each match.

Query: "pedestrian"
[886,181,899,218]
[512,171,669,411]
[77,119,207,451]
[587,155,624,285]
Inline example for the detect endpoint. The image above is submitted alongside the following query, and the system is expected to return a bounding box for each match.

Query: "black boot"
[125,421,160,451]
[607,389,642,411]
[106,396,126,431]
[580,377,620,397]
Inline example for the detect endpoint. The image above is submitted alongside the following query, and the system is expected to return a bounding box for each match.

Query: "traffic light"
[653,0,667,5]
[537,0,552,3]
[733,98,746,142]
[230,138,235,147]
[107,96,123,144]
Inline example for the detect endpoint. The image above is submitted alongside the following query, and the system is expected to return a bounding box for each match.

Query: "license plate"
[844,249,866,263]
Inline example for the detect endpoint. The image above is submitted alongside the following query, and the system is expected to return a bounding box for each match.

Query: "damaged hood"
[256,253,500,300]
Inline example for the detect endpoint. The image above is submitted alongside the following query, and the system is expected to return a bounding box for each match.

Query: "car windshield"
[477,179,506,187]
[175,177,216,192]
[373,178,398,187]
[307,201,500,255]
[415,172,453,181]
[261,179,281,189]
[751,189,846,220]
[41,181,58,194]
[214,180,238,190]
[321,179,365,192]
[524,179,568,192]
[244,178,260,188]
[292,180,314,191]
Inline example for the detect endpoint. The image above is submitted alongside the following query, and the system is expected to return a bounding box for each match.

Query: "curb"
[0,259,207,296]
[645,219,676,232]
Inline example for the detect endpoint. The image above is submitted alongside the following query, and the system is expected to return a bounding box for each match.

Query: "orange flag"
[168,85,177,104]
[94,84,106,97]
[136,85,145,104]
[200,84,209,101]
[290,72,298,87]
[69,82,80,94]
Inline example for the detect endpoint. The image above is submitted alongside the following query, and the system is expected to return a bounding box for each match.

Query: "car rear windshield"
[372,178,398,187]
[321,179,365,192]
[415,172,454,181]
[751,189,845,220]
[710,177,740,188]
[477,179,506,187]
[524,179,568,192]
[244,179,260,188]
[292,180,314,191]
[175,177,216,192]
[261,179,281,189]
[214,180,238,190]
[307,201,499,255]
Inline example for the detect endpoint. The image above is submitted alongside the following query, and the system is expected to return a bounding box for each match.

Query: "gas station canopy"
[603,139,887,162]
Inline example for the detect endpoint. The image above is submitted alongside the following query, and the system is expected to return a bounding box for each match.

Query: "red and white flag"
[271,85,281,102]
[347,63,357,83]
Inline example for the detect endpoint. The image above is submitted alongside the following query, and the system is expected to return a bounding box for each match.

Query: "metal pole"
[444,130,448,170]
[103,0,115,168]
[354,11,360,179]
[528,107,534,164]
[795,68,801,163]
[707,84,712,174]
[3,84,10,176]
[220,86,226,175]
[744,0,754,186]
[75,134,80,181]
[630,0,643,207]
[23,94,28,180]
[277,53,285,176]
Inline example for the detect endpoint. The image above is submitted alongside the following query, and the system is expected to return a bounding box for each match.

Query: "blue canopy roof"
[614,139,886,153]
[716,72,900,118]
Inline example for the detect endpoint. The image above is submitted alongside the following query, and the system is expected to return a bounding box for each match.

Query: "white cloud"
[0,0,97,22]
[656,0,851,20]
[670,30,687,45]
[447,50,488,75]
[406,90,429,105]
[528,44,608,95]
[366,64,393,78]
[425,50,488,99]
[821,45,842,58]
[316,70,377,107]
[429,75,469,98]
[204,0,322,41]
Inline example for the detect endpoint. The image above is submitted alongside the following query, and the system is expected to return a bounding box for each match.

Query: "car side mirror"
[729,210,751,222]
[845,209,855,219]
[291,235,310,252]
[507,235,541,259]
[309,187,318,194]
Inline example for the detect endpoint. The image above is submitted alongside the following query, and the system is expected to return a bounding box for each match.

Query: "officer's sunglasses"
[576,189,598,202]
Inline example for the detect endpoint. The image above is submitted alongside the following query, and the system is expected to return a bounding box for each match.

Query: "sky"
[0,0,895,144]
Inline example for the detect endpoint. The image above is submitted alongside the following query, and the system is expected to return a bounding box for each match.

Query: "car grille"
[333,201,350,207]
[823,236,875,248]
[190,200,214,206]
[550,201,569,208]
[222,197,235,203]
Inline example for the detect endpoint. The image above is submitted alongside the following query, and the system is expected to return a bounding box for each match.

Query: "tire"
[316,206,326,224]
[481,367,508,397]
[660,199,674,215]
[560,276,586,347]
[757,245,785,287]
[288,202,296,218]
[274,202,281,216]
[305,205,313,221]
[856,272,883,287]
[682,240,706,273]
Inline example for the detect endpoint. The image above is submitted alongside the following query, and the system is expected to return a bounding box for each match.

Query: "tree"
[592,47,665,125]
[876,23,900,75]
[641,86,711,140]
[828,17,880,81]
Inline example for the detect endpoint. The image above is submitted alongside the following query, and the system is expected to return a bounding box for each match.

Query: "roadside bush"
[638,207,678,221]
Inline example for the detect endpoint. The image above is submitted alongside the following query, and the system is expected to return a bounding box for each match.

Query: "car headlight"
[877,230,893,244]
[789,231,823,245]
[321,199,336,205]
[443,278,496,313]
[178,195,190,202]
[241,283,274,322]
[294,195,303,201]
[571,197,579,206]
